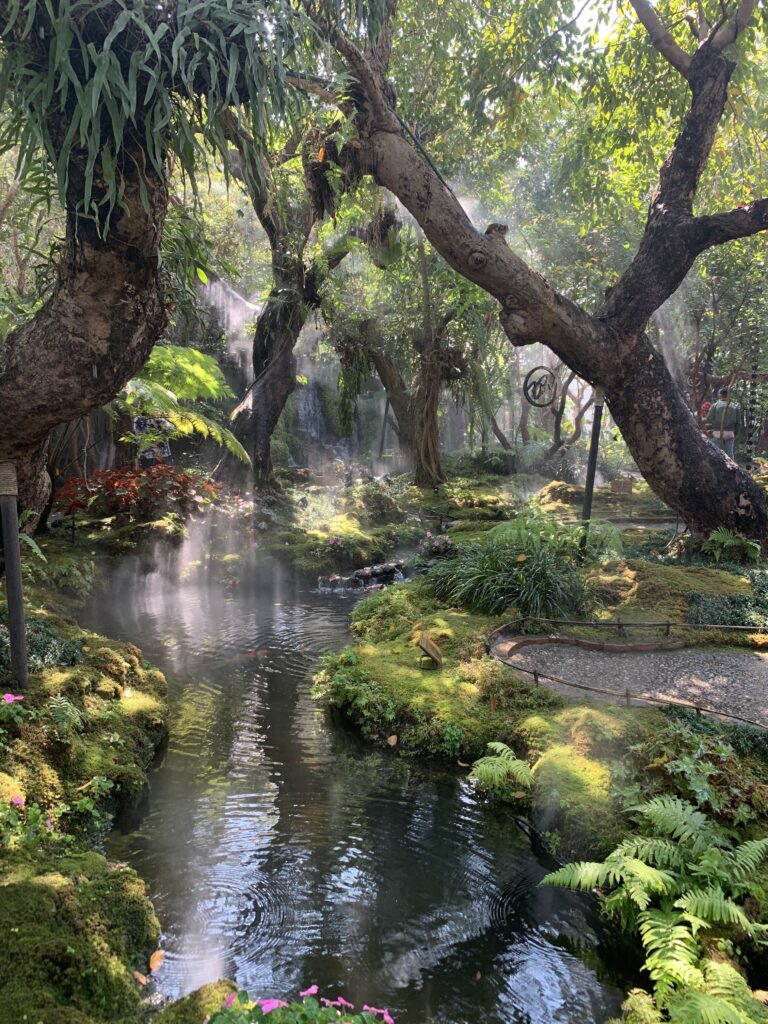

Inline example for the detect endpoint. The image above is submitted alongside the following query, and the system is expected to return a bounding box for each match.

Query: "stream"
[81,516,623,1024]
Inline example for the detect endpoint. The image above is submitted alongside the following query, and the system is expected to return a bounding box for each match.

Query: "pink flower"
[300,985,319,997]
[426,531,432,538]
[362,1008,394,1023]
[45,819,52,829]
[2,694,24,703]
[336,996,354,1009]
[257,999,289,1013]
[10,795,24,807]
[223,993,237,1007]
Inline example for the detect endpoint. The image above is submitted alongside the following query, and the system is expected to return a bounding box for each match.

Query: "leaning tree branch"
[710,0,759,50]
[628,0,692,77]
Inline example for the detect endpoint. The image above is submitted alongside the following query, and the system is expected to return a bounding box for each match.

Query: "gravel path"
[490,639,768,727]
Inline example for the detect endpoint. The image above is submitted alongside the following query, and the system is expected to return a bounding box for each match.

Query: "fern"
[616,836,686,871]
[48,694,87,732]
[469,742,534,793]
[676,888,765,938]
[634,795,714,852]
[639,909,701,1005]
[728,838,768,881]
[543,797,768,1020]
[542,861,608,892]
[667,989,759,1024]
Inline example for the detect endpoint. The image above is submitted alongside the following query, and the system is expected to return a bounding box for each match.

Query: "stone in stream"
[318,561,406,591]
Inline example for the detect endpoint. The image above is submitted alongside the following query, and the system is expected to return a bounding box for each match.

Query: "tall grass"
[429,541,587,618]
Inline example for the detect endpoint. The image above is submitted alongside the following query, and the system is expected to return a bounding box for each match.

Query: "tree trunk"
[607,337,767,536]
[0,152,167,513]
[413,235,445,487]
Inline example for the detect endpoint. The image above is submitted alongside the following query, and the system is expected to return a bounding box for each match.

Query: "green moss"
[0,849,159,1024]
[587,559,750,621]
[532,746,621,857]
[154,981,239,1024]
[0,567,169,1024]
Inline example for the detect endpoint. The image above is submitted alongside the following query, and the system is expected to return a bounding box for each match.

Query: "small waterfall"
[297,383,326,441]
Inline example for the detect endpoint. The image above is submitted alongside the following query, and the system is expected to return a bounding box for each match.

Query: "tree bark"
[0,152,167,513]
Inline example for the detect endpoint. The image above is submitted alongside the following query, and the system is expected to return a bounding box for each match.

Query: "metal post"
[579,386,605,559]
[0,462,27,689]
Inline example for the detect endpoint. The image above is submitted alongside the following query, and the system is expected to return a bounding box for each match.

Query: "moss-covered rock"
[0,849,159,1024]
[154,981,238,1024]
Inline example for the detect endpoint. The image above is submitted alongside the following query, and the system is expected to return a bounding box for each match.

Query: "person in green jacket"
[706,387,741,458]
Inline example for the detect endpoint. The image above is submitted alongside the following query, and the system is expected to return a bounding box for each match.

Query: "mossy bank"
[312,570,768,863]
[0,536,169,1024]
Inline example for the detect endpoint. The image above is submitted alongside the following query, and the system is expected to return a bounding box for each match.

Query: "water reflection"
[82,515,622,1023]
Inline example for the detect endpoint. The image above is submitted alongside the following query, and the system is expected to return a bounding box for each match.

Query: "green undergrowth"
[263,473,518,572]
[315,566,768,863]
[535,480,670,521]
[0,544,168,1023]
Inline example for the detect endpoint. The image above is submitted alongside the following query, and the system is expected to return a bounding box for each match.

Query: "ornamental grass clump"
[428,540,586,618]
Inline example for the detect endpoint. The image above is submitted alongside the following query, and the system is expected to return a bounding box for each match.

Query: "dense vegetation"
[1,0,768,1021]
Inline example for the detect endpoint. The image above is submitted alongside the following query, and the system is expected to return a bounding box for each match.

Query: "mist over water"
[81,516,623,1023]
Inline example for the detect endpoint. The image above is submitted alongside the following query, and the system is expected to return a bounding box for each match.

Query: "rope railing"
[487,616,768,731]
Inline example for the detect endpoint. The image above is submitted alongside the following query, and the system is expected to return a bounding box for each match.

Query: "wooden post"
[0,462,28,689]
[579,386,605,559]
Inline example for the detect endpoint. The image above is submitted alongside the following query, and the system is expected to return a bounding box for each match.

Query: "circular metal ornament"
[523,366,558,407]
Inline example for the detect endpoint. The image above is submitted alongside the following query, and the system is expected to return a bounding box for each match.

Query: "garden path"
[490,637,768,728]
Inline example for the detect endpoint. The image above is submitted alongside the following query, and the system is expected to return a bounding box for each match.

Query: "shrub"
[210,990,395,1024]
[470,741,534,798]
[418,531,454,557]
[701,526,761,565]
[489,512,622,562]
[54,465,220,520]
[429,541,587,618]
[0,614,84,675]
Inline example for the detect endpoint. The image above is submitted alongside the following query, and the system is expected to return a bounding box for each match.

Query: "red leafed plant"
[54,466,220,520]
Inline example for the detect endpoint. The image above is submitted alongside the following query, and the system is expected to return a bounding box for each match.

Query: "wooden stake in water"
[0,461,28,689]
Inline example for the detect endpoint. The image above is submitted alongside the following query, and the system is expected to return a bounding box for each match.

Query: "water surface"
[82,516,622,1023]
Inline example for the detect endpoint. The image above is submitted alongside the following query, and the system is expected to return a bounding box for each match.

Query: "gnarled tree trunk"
[0,153,167,516]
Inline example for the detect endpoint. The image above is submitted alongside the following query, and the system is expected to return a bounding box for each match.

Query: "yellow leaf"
[149,949,165,973]
[317,146,325,162]
[386,734,398,746]
[133,972,147,987]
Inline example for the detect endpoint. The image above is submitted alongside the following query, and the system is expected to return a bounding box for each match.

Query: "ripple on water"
[84,525,623,1023]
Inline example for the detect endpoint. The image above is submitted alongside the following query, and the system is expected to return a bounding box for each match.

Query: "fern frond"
[470,742,534,790]
[666,989,757,1024]
[617,836,686,871]
[638,909,701,1005]
[541,861,608,891]
[48,694,87,731]
[676,889,760,937]
[701,959,764,1007]
[728,839,768,880]
[635,796,713,851]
